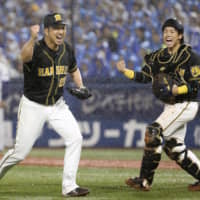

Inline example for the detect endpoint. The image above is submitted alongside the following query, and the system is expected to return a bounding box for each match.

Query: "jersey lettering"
[56,65,68,75]
[38,66,68,77]
[38,66,54,77]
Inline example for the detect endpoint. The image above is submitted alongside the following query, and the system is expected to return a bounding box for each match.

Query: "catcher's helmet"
[162,18,184,34]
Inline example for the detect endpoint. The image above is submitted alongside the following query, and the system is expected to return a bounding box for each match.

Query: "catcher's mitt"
[152,73,179,104]
[67,86,92,100]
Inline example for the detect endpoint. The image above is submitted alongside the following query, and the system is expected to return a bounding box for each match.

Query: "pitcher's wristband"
[177,85,188,95]
[123,69,135,79]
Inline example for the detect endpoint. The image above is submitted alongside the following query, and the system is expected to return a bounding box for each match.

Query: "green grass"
[28,148,145,160]
[0,148,200,200]
[28,147,200,161]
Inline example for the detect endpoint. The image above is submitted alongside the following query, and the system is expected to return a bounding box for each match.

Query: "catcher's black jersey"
[134,44,200,102]
[23,39,77,105]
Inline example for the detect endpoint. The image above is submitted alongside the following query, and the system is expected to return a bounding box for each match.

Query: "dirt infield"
[19,157,180,169]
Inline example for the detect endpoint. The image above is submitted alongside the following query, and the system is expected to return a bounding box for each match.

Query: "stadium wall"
[2,78,200,148]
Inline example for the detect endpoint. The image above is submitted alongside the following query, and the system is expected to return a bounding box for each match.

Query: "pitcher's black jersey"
[23,39,77,105]
[134,44,200,102]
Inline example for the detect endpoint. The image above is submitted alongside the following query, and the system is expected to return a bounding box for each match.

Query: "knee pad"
[164,138,186,161]
[145,122,163,148]
[164,138,200,180]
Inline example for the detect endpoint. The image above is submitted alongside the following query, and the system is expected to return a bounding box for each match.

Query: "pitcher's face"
[45,24,66,47]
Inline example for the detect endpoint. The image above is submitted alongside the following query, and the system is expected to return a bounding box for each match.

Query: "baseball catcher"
[116,18,200,191]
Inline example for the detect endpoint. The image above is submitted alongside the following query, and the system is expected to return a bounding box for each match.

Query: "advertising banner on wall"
[2,78,200,148]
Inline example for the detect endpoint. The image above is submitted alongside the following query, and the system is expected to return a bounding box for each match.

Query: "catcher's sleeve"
[177,85,188,95]
[123,69,151,83]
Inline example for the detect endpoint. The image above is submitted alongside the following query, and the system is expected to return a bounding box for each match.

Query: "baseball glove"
[67,86,92,100]
[152,73,178,104]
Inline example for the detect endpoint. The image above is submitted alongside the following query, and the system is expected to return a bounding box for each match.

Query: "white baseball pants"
[0,95,83,194]
[156,101,199,143]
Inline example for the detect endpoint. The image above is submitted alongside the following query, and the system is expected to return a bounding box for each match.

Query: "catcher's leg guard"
[139,122,163,185]
[164,138,200,190]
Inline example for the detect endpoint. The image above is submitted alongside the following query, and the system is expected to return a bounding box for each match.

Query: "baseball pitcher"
[0,13,91,197]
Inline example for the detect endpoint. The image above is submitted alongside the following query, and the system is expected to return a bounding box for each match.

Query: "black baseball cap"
[162,18,184,34]
[43,13,66,28]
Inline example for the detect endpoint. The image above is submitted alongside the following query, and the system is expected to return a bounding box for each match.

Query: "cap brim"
[53,22,66,26]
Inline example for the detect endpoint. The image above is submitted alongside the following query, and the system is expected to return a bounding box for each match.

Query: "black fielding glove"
[67,86,92,100]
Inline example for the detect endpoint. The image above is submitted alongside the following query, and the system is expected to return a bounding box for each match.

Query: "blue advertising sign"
[2,78,200,148]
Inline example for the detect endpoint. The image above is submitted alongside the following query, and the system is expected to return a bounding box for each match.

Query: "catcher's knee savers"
[164,138,200,180]
[140,122,163,185]
[144,122,163,148]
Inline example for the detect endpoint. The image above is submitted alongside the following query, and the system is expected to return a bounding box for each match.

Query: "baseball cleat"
[188,181,200,191]
[125,177,150,191]
[63,187,90,197]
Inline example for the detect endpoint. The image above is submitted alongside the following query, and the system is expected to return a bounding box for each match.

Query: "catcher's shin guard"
[164,138,200,180]
[139,122,163,185]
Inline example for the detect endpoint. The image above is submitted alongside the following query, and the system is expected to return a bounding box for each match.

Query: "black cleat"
[188,181,200,191]
[125,177,150,191]
[63,187,90,197]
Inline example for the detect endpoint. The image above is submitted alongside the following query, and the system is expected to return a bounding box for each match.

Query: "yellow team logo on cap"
[54,14,62,21]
